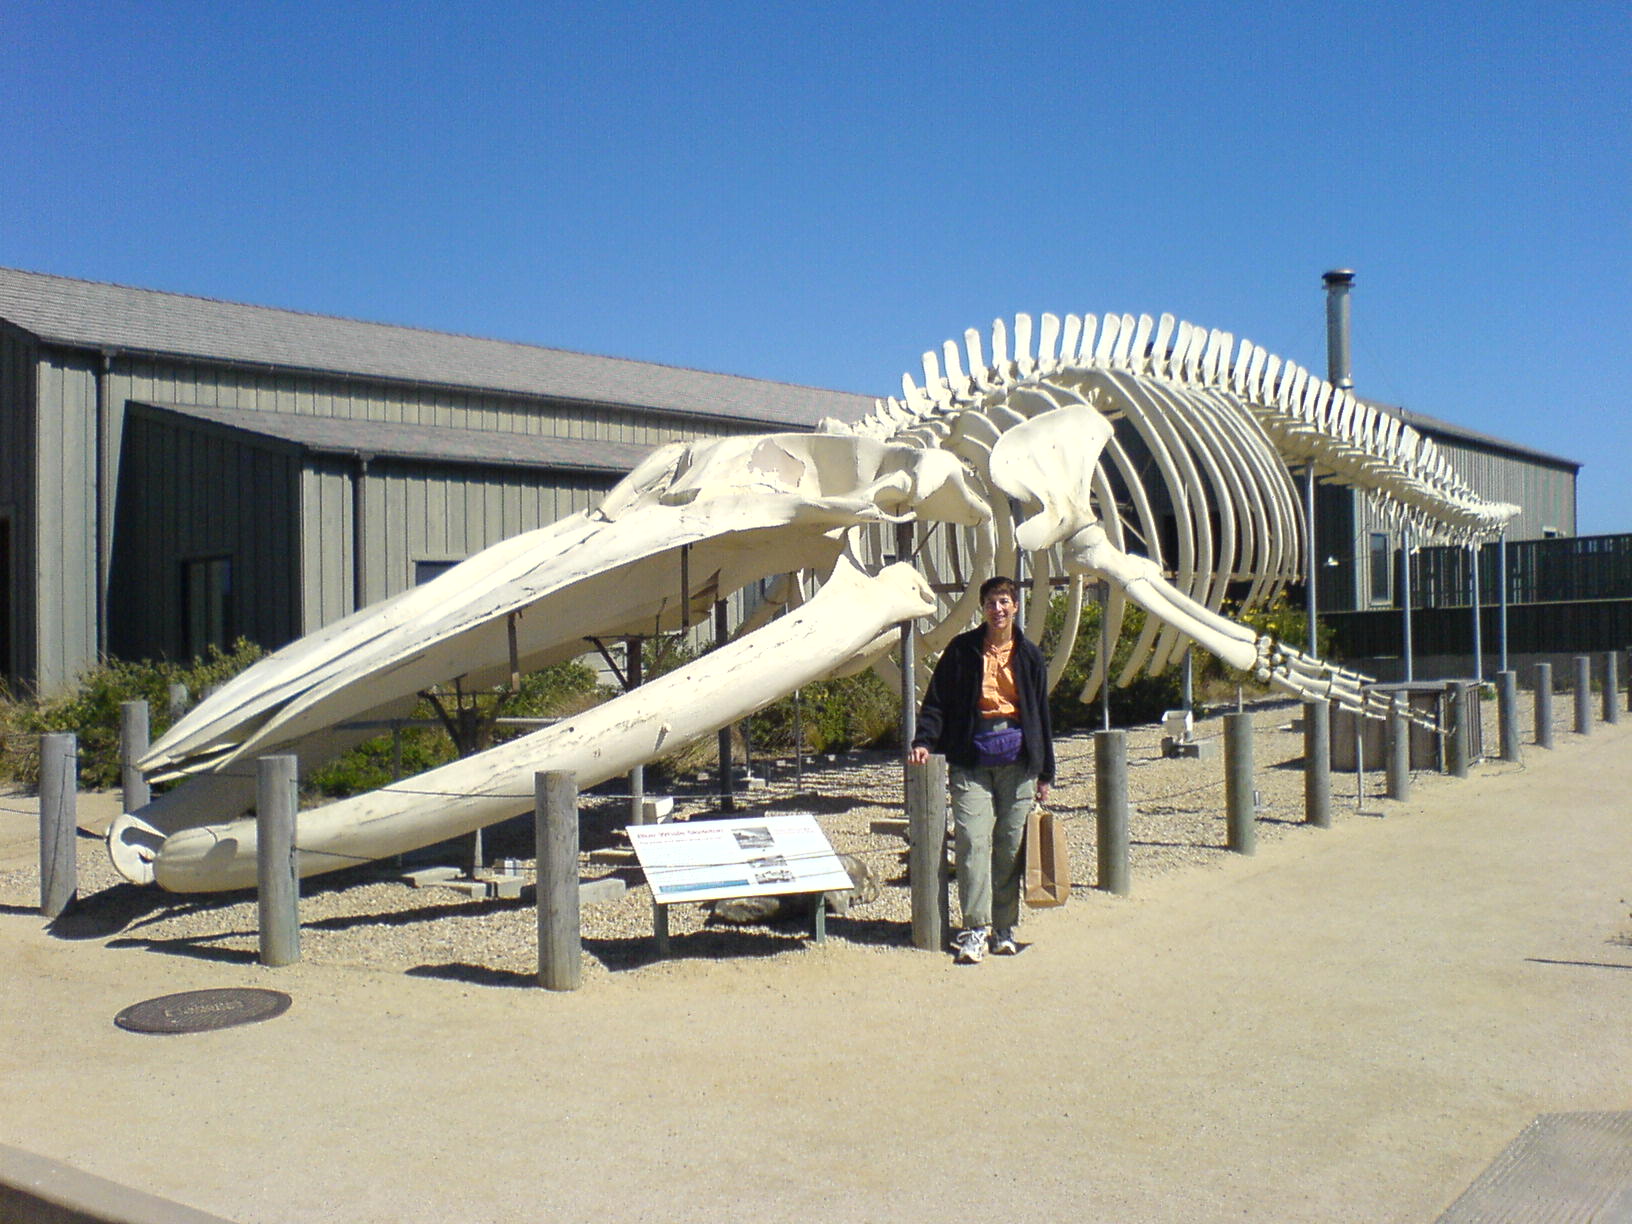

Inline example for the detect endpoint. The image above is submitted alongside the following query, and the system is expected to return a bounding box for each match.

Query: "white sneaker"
[992,928,1020,955]
[954,927,989,964]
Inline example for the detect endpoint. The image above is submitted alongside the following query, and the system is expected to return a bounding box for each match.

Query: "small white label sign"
[626,812,853,905]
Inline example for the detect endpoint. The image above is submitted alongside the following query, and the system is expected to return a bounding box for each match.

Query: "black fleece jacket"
[912,626,1055,782]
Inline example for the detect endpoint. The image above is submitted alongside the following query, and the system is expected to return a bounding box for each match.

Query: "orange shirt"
[978,637,1020,717]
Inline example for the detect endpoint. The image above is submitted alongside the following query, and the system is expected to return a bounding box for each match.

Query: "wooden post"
[906,755,949,952]
[1224,712,1254,855]
[1573,655,1592,736]
[1497,670,1521,762]
[39,734,77,919]
[1303,699,1331,828]
[256,754,300,967]
[1602,652,1620,726]
[536,770,581,990]
[119,700,151,813]
[1444,682,1469,778]
[1385,693,1410,801]
[1095,729,1129,895]
[166,682,188,718]
[1534,662,1554,749]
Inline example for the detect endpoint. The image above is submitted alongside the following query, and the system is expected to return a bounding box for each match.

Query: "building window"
[182,556,232,659]
[414,559,462,585]
[1368,532,1392,605]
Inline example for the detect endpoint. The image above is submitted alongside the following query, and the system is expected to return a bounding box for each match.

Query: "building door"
[0,517,10,685]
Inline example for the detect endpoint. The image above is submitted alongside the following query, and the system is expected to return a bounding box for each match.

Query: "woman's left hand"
[1035,781,1050,804]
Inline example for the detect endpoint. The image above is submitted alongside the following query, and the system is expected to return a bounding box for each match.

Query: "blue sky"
[5,0,1628,531]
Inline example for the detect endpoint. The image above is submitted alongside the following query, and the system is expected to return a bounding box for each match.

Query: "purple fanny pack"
[972,724,1024,766]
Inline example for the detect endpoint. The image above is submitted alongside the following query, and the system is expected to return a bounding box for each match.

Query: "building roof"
[1366,399,1579,471]
[0,267,877,430]
[132,401,656,475]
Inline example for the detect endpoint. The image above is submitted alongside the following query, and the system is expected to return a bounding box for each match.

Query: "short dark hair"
[979,576,1018,603]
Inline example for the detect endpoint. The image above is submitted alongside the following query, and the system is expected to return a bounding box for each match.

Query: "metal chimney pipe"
[1323,269,1355,390]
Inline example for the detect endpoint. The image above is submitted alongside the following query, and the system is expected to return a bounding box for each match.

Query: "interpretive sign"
[626,812,853,905]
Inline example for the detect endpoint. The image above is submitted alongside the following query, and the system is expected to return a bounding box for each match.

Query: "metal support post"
[1573,655,1592,736]
[256,754,300,967]
[1534,662,1554,749]
[906,755,949,951]
[1304,465,1318,658]
[1095,729,1129,894]
[1385,694,1410,801]
[536,770,581,990]
[119,700,151,813]
[1444,682,1468,778]
[1497,670,1520,762]
[1303,699,1331,828]
[1469,543,1482,684]
[1224,712,1254,855]
[897,522,917,791]
[1496,532,1509,674]
[1400,532,1415,682]
[39,734,77,918]
[715,599,734,811]
[625,637,645,825]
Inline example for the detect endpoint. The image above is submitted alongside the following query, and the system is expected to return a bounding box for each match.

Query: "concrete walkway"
[3,720,1630,1223]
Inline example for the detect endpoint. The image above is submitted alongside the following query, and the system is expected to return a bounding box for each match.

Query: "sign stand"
[631,812,847,958]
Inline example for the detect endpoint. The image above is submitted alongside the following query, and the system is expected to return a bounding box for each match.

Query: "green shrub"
[743,669,902,757]
[0,640,266,790]
[305,660,606,798]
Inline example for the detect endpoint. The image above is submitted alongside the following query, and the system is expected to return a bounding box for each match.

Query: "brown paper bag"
[1023,805,1070,907]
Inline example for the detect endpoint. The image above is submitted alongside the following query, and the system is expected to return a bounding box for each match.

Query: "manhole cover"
[114,988,292,1035]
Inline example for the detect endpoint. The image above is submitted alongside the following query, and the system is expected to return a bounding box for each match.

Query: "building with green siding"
[0,268,874,694]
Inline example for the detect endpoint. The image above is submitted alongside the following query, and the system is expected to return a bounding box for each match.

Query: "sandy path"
[2,716,1630,1222]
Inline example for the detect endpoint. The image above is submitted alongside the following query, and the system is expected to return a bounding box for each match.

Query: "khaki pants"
[950,762,1035,931]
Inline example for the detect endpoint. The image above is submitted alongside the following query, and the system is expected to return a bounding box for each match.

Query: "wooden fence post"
[120,700,151,813]
[256,754,300,967]
[1224,712,1255,855]
[39,734,77,919]
[1385,694,1411,800]
[1497,670,1521,762]
[1573,655,1592,736]
[1095,729,1129,894]
[906,755,949,951]
[537,770,582,990]
[1303,699,1331,828]
[1534,662,1554,749]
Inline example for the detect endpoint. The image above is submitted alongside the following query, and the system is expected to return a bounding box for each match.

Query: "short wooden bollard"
[39,733,78,919]
[120,700,151,813]
[1385,694,1410,801]
[536,770,581,990]
[1603,653,1620,726]
[256,754,300,967]
[1095,729,1129,894]
[166,682,189,718]
[1303,699,1331,828]
[1443,682,1469,778]
[1535,662,1554,749]
[1224,712,1254,855]
[1497,670,1521,762]
[906,755,950,952]
[1573,655,1592,736]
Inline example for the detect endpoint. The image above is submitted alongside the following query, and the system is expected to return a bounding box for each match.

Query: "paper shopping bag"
[1023,805,1070,907]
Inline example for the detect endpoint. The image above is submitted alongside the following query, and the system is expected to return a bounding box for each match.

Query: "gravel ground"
[0,689,1544,983]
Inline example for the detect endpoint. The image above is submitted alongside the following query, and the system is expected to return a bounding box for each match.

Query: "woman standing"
[908,576,1055,963]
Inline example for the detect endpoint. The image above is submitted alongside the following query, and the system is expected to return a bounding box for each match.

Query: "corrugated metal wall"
[33,349,98,692]
[1328,436,1578,613]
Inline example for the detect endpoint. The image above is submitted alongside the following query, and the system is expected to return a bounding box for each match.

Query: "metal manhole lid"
[115,988,292,1035]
